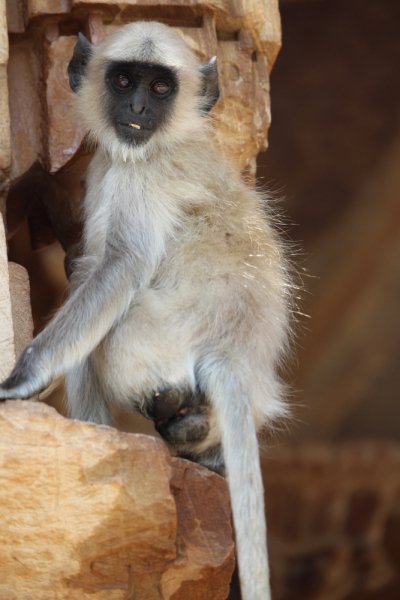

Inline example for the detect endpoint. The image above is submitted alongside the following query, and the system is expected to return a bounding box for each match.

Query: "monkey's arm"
[0,238,155,401]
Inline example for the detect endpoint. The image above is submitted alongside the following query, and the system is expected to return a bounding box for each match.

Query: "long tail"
[199,354,271,600]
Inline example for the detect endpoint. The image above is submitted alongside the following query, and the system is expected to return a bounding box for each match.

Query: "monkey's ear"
[68,33,94,93]
[199,56,219,113]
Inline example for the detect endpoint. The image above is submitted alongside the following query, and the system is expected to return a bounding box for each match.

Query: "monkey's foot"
[159,412,225,475]
[149,385,209,444]
[156,410,210,445]
[148,385,225,475]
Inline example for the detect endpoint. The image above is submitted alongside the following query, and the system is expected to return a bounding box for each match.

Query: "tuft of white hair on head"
[76,21,209,164]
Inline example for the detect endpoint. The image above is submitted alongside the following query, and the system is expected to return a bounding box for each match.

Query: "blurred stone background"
[252,1,400,599]
[258,0,400,446]
[3,0,400,598]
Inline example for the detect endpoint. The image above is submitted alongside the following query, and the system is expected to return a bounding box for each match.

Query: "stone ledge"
[0,400,234,600]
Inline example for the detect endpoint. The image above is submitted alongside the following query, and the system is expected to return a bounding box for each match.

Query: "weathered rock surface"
[8,40,44,181]
[0,216,14,380]
[46,34,86,173]
[0,0,10,216]
[0,217,33,380]
[0,400,234,600]
[8,261,34,358]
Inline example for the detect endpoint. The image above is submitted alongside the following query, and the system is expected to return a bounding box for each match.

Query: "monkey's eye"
[114,74,132,89]
[150,80,171,97]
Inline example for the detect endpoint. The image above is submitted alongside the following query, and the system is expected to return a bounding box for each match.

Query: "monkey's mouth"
[119,122,151,132]
[117,122,154,146]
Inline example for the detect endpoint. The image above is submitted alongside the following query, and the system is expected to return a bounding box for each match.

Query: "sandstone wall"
[0,400,234,600]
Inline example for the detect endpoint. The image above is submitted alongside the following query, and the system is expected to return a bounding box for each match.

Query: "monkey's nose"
[130,102,145,115]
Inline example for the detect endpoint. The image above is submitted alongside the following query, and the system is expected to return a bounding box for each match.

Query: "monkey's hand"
[0,342,52,400]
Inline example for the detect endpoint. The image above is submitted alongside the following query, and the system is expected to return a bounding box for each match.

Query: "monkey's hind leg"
[149,386,225,474]
[65,355,113,426]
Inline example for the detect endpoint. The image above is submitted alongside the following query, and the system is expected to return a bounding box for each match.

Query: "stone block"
[0,65,10,175]
[213,40,255,173]
[6,0,25,33]
[0,217,15,382]
[0,217,34,384]
[0,0,8,65]
[8,41,43,181]
[215,0,281,72]
[164,458,234,600]
[26,0,70,21]
[1,0,11,215]
[8,261,33,358]
[0,400,234,600]
[252,53,271,154]
[259,0,281,70]
[173,16,217,62]
[46,35,85,172]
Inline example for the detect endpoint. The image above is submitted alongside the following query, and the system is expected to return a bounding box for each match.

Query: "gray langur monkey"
[0,21,293,600]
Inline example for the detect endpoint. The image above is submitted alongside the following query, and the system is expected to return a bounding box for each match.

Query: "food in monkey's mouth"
[128,123,141,129]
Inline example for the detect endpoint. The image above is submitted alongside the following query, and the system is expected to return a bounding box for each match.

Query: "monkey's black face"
[105,61,179,146]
